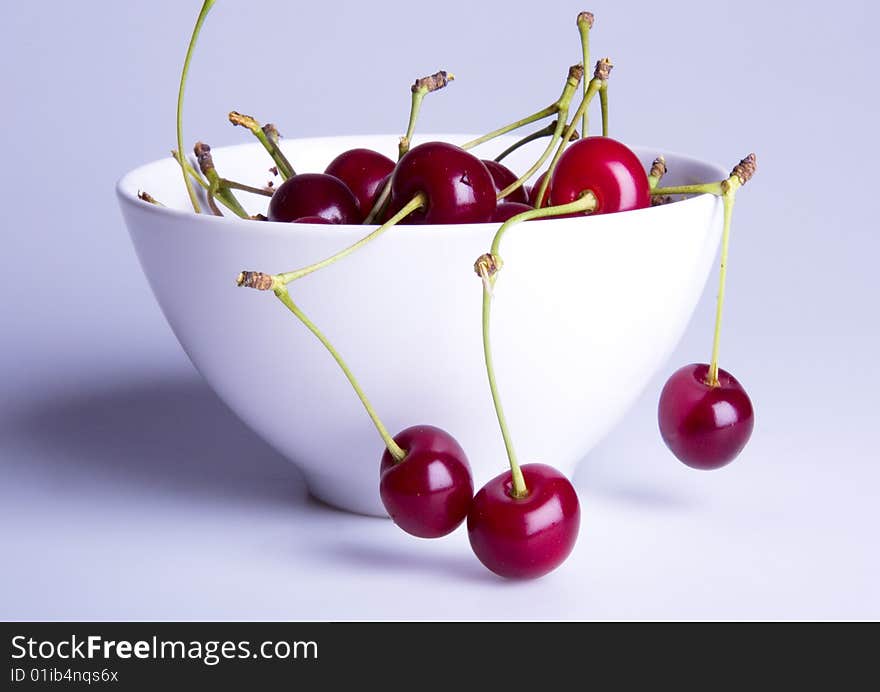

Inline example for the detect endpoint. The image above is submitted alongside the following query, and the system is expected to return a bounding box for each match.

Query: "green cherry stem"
[275,193,425,284]
[460,106,556,152]
[460,64,584,153]
[237,194,425,294]
[398,88,428,160]
[490,193,597,256]
[220,179,274,197]
[364,71,453,225]
[599,82,609,136]
[708,187,737,385]
[176,0,216,213]
[172,150,209,190]
[272,286,406,462]
[651,181,723,197]
[653,153,756,386]
[478,264,524,494]
[475,193,597,498]
[398,72,453,159]
[493,68,583,201]
[577,12,594,137]
[228,112,296,180]
[173,150,264,216]
[533,61,610,207]
[493,120,578,163]
[494,116,568,201]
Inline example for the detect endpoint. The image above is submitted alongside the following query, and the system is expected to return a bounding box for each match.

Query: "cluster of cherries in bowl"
[166,2,757,580]
[267,136,647,227]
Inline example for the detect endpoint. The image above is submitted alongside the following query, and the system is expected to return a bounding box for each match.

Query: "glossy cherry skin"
[380,425,474,538]
[549,136,650,214]
[324,148,396,218]
[658,363,754,470]
[468,463,580,579]
[491,201,534,222]
[390,142,496,224]
[292,215,332,224]
[482,159,529,205]
[268,173,362,224]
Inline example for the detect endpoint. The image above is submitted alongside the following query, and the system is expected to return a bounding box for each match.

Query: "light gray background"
[1,0,877,619]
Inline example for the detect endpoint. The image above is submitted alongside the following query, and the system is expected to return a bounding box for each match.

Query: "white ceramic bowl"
[117,134,724,516]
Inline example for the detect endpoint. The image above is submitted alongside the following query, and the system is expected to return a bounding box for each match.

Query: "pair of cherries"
[380,425,579,580]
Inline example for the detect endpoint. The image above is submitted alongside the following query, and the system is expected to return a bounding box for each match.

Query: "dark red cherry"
[292,215,333,224]
[467,463,580,579]
[549,136,650,214]
[658,363,754,470]
[390,142,496,224]
[482,159,529,205]
[324,148,396,218]
[380,425,474,538]
[492,201,534,222]
[529,171,550,207]
[268,173,362,224]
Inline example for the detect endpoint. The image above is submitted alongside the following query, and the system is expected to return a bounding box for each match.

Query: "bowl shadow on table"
[8,373,323,514]
[10,373,496,581]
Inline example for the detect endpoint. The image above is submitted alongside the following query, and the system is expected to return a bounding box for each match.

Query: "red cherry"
[481,159,529,205]
[268,173,362,224]
[467,463,580,579]
[390,142,496,224]
[549,136,650,214]
[324,148,396,218]
[528,171,550,207]
[380,425,474,538]
[491,201,534,222]
[291,215,333,224]
[658,363,754,470]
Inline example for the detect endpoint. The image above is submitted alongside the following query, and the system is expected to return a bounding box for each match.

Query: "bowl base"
[305,471,390,517]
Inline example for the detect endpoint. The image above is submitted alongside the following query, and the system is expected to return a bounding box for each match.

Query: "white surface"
[118,134,723,515]
[2,365,876,620]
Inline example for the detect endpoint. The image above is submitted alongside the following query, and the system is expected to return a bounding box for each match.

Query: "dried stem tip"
[236,271,275,291]
[730,153,757,185]
[577,11,595,28]
[412,71,454,93]
[649,155,667,179]
[137,190,161,205]
[568,63,585,84]
[228,111,259,131]
[474,253,503,279]
[194,141,215,175]
[594,57,613,81]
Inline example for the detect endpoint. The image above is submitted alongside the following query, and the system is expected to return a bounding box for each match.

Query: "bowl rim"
[116,133,728,238]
